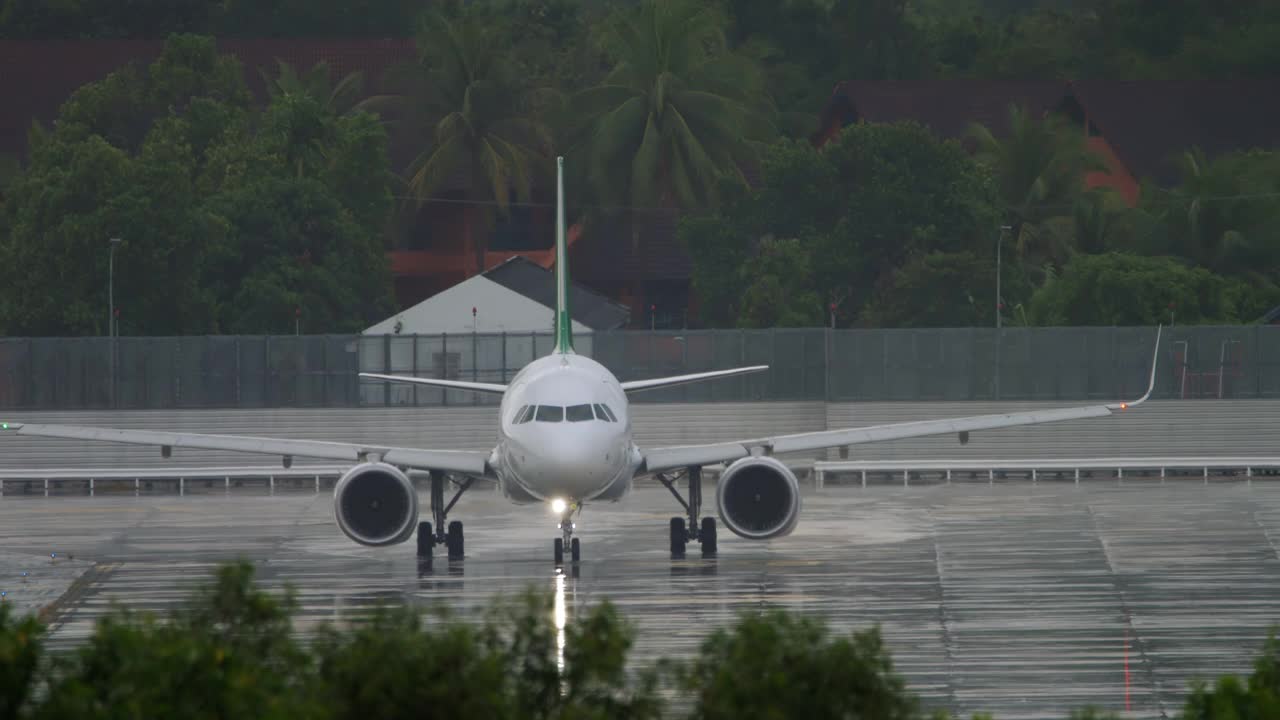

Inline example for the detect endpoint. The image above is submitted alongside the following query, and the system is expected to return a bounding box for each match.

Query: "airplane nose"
[539,436,614,497]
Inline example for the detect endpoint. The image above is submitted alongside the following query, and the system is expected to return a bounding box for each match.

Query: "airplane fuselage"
[494,353,641,505]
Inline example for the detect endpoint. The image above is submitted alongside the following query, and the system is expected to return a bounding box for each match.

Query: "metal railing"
[813,457,1280,489]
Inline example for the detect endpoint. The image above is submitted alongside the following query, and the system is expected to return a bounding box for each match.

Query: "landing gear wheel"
[554,537,565,565]
[670,517,687,557]
[700,517,717,557]
[446,520,464,560]
[570,537,581,563]
[416,521,434,557]
[425,470,474,561]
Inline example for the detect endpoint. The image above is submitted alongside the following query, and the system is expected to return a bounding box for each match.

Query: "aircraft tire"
[554,537,564,564]
[570,537,581,563]
[447,521,464,560]
[669,517,687,557]
[700,517,717,557]
[417,521,434,557]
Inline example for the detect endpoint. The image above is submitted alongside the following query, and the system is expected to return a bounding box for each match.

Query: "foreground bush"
[0,561,1277,719]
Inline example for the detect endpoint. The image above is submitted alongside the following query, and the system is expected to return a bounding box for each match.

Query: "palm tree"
[360,12,554,270]
[564,0,775,218]
[262,60,365,116]
[0,152,19,206]
[968,104,1108,271]
[1150,147,1280,276]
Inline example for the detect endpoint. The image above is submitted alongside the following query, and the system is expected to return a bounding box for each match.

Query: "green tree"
[314,589,660,720]
[0,34,394,336]
[437,0,613,96]
[677,612,920,720]
[968,105,1109,275]
[1139,148,1280,279]
[719,0,843,138]
[829,0,933,80]
[565,0,774,216]
[735,237,824,328]
[34,561,322,720]
[0,0,217,38]
[53,33,251,154]
[262,60,365,117]
[862,251,1001,328]
[0,152,19,198]
[1027,252,1271,326]
[1182,631,1280,719]
[682,124,1000,328]
[0,602,43,720]
[819,121,1002,322]
[214,0,423,38]
[363,12,554,270]
[0,0,424,39]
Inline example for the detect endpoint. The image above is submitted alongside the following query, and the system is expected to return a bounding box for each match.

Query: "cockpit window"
[535,405,564,422]
[599,403,618,422]
[515,405,535,424]
[592,404,612,422]
[565,404,593,422]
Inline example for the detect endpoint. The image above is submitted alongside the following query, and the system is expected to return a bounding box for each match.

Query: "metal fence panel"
[0,326,1276,409]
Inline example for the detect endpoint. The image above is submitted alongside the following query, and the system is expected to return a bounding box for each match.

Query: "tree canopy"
[3,560,1279,719]
[681,123,1004,328]
[3,0,1280,333]
[0,35,393,336]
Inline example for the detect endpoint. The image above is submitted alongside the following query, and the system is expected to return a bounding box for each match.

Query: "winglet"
[1107,324,1162,410]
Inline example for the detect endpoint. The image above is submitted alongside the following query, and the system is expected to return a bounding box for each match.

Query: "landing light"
[1120,402,1128,410]
[551,498,567,514]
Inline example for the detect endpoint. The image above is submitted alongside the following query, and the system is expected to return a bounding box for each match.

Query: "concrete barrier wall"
[0,400,1273,471]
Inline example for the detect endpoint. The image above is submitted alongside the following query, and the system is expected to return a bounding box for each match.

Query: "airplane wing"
[0,422,490,476]
[620,365,769,393]
[642,327,1162,475]
[359,373,508,395]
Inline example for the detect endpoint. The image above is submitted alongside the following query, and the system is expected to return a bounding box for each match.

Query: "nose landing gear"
[553,502,581,565]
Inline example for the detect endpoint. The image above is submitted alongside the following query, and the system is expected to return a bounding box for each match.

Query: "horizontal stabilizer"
[359,373,508,395]
[620,365,768,393]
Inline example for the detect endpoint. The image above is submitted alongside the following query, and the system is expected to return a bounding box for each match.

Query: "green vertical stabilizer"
[553,156,574,354]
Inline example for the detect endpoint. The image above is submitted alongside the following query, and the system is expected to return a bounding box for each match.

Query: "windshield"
[566,404,593,422]
[535,405,564,422]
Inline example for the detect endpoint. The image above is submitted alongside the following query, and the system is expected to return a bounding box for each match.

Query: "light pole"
[108,237,122,408]
[995,226,1011,400]
[108,238,122,338]
[996,226,1011,330]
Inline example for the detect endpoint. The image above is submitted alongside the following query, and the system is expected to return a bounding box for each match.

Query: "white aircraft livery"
[1,157,1163,565]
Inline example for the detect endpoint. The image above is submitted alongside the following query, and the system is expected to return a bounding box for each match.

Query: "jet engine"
[715,455,801,540]
[333,462,419,546]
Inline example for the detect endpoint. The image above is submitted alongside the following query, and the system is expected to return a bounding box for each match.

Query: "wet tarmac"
[4,480,1280,719]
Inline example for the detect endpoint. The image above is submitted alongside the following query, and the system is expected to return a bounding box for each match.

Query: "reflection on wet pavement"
[4,482,1280,719]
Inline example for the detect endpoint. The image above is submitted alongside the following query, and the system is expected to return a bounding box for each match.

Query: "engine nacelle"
[333,462,419,546]
[715,456,802,540]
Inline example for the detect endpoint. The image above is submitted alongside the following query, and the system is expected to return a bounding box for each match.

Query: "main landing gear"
[417,470,475,562]
[552,501,581,565]
[656,465,717,558]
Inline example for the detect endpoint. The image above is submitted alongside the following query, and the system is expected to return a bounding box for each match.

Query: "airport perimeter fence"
[0,325,1276,410]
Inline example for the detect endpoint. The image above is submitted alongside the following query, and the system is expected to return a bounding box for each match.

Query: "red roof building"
[813,79,1280,206]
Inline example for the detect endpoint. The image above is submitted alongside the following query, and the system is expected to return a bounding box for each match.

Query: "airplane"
[1,157,1163,565]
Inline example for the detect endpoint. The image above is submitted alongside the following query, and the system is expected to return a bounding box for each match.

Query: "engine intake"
[333,462,419,546]
[715,455,801,540]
